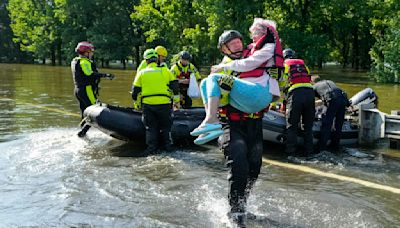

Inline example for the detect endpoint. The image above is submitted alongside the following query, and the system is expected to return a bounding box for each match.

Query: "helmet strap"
[223,45,242,59]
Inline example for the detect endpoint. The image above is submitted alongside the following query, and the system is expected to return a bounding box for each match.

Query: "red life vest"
[239,25,284,79]
[285,59,311,84]
[176,63,192,79]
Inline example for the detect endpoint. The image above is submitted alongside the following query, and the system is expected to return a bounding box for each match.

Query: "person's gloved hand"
[218,75,235,91]
[104,73,115,80]
[133,101,141,110]
[268,68,280,79]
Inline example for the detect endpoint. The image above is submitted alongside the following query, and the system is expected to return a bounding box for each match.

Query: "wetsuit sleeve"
[132,72,143,101]
[80,58,107,78]
[220,43,275,72]
[132,86,142,101]
[169,80,179,95]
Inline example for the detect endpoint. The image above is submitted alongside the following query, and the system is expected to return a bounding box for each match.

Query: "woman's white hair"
[249,18,277,34]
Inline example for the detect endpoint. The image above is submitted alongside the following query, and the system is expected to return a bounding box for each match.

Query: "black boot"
[228,191,246,226]
[160,129,174,152]
[143,145,158,155]
[77,125,90,137]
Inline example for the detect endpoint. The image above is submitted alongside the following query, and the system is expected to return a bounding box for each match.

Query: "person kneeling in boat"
[132,49,180,154]
[192,18,282,224]
[71,41,115,137]
[312,76,350,152]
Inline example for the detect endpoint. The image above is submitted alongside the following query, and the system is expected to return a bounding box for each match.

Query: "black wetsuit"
[314,80,349,151]
[71,57,105,136]
[285,87,315,156]
[142,104,173,153]
[220,106,263,215]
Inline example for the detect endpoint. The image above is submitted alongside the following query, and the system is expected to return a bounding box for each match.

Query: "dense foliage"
[1,0,399,81]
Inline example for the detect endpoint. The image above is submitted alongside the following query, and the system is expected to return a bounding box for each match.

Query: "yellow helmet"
[155,46,168,57]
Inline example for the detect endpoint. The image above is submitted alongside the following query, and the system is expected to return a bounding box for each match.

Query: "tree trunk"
[352,27,359,70]
[318,59,323,69]
[57,39,62,65]
[299,0,310,28]
[135,45,140,69]
[51,43,56,66]
[342,37,349,68]
[122,59,126,69]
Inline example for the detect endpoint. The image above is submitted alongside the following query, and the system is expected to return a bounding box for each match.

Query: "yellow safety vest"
[170,62,201,80]
[133,62,176,105]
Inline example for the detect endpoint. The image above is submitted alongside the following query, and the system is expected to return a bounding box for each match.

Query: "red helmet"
[75,41,94,54]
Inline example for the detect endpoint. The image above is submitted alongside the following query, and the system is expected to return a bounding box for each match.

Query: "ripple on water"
[0,128,399,227]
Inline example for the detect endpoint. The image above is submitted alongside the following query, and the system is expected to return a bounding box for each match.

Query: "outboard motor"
[348,88,378,115]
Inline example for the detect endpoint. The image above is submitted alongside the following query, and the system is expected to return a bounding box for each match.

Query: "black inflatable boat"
[83,104,205,143]
[83,88,378,145]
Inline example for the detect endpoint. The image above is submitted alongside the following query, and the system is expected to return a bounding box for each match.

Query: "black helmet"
[283,48,295,59]
[180,51,191,60]
[217,30,243,49]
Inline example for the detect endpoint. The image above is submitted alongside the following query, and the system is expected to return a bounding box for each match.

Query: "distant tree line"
[0,0,399,82]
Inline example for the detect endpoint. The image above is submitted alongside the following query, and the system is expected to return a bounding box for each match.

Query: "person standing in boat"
[132,49,180,154]
[71,41,115,137]
[282,48,315,157]
[312,76,350,152]
[170,51,201,108]
[193,18,282,224]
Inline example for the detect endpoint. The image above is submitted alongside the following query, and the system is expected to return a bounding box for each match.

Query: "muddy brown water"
[1,63,399,227]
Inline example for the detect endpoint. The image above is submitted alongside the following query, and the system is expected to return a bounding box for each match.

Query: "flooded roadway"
[1,63,400,227]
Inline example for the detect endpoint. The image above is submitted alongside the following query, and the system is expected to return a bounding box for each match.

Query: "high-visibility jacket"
[135,60,169,78]
[170,61,201,80]
[133,62,176,105]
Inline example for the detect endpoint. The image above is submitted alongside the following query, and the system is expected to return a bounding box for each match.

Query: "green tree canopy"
[2,0,400,82]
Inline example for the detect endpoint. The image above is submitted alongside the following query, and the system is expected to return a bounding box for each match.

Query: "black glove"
[104,73,115,80]
[218,75,235,91]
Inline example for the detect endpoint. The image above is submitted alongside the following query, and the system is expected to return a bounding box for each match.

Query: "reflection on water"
[0,63,400,227]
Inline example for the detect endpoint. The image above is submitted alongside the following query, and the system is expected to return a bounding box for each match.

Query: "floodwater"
[1,63,400,227]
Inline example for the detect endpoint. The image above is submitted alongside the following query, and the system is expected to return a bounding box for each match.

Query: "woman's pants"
[200,74,272,114]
